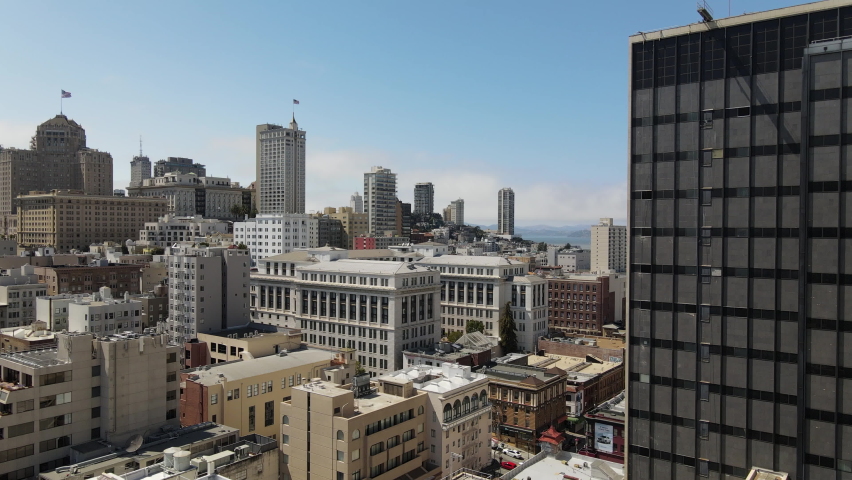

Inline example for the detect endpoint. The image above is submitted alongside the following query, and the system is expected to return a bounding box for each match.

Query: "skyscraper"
[350,191,364,213]
[414,182,435,215]
[627,4,852,479]
[590,217,626,273]
[364,166,397,234]
[446,198,464,226]
[130,155,151,187]
[256,115,306,214]
[0,114,113,235]
[498,187,515,235]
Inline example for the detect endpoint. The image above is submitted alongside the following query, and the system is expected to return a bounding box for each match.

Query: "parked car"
[501,461,518,470]
[503,448,523,459]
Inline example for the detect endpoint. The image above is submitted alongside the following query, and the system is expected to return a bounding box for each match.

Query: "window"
[92,407,101,418]
[632,42,653,90]
[700,343,711,362]
[702,30,725,80]
[337,430,345,440]
[337,450,345,461]
[91,365,100,377]
[677,34,700,84]
[211,394,218,405]
[699,382,710,401]
[91,427,101,440]
[780,15,807,70]
[282,434,290,445]
[166,409,176,420]
[248,406,256,431]
[282,415,289,425]
[654,38,676,87]
[351,449,360,461]
[91,386,101,398]
[753,20,779,74]
[726,25,751,77]
[265,401,274,427]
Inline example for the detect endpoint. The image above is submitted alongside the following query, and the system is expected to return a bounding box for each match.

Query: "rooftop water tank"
[173,450,191,471]
[163,447,181,468]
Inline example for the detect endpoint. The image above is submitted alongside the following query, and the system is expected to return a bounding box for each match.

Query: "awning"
[499,424,534,434]
[565,416,582,423]
[564,431,586,438]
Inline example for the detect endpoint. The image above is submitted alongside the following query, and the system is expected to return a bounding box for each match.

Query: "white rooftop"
[300,259,432,275]
[509,452,624,480]
[416,256,525,266]
[380,363,487,394]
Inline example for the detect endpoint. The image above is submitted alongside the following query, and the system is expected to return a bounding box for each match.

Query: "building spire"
[289,113,298,130]
[139,135,143,157]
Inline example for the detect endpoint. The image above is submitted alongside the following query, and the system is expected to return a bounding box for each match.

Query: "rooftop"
[505,451,624,480]
[629,0,843,42]
[292,379,420,415]
[483,363,566,386]
[416,256,525,267]
[586,391,626,422]
[184,347,336,386]
[380,364,487,395]
[300,259,433,275]
[200,323,292,340]
[527,354,623,377]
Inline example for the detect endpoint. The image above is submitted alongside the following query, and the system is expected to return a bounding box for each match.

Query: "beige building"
[0,115,113,236]
[16,190,167,252]
[590,218,626,274]
[0,331,181,479]
[280,377,433,480]
[180,347,354,440]
[324,207,368,249]
[188,324,303,367]
[127,172,251,221]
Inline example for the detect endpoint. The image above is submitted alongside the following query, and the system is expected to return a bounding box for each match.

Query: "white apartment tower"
[413,182,434,215]
[447,198,464,226]
[129,155,151,187]
[233,214,319,266]
[590,217,626,273]
[497,187,515,235]
[349,192,364,214]
[165,245,251,343]
[363,166,397,235]
[256,117,306,215]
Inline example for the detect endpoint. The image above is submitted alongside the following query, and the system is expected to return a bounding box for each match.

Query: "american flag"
[293,99,299,105]
[61,90,71,98]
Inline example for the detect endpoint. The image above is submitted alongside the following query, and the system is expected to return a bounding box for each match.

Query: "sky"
[0,0,805,227]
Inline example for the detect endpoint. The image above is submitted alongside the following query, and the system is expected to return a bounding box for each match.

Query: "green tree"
[230,204,244,217]
[466,320,485,334]
[447,330,464,343]
[537,242,547,252]
[354,361,366,376]
[150,247,165,255]
[236,243,248,250]
[562,242,573,250]
[498,302,519,353]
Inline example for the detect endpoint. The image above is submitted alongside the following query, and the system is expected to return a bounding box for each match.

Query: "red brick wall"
[353,237,376,250]
[179,374,207,427]
[183,341,210,368]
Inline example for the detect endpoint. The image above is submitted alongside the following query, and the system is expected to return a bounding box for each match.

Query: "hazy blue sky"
[0,0,803,226]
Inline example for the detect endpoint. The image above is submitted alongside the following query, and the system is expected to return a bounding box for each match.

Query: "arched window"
[282,415,289,425]
[472,394,479,410]
[352,429,361,440]
[443,403,453,422]
[480,390,487,406]
[453,400,461,419]
[462,396,471,414]
[337,430,344,440]
[418,406,424,415]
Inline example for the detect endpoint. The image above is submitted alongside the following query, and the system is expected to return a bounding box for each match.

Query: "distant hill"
[471,224,591,236]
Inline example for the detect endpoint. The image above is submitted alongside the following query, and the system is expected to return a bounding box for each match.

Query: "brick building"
[34,262,143,296]
[546,273,626,336]
[484,363,567,453]
[538,336,625,362]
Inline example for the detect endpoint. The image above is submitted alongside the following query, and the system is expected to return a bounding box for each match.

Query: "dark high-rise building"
[153,156,206,177]
[628,3,852,479]
[414,182,434,215]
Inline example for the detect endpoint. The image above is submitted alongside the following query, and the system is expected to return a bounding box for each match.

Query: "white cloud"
[169,136,627,226]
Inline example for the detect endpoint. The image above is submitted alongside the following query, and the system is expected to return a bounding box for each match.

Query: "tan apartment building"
[180,347,354,440]
[34,262,143,296]
[280,376,434,480]
[325,206,369,249]
[185,324,303,368]
[0,115,113,236]
[16,190,167,252]
[0,331,181,479]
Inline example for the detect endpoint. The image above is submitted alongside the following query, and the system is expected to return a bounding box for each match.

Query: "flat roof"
[416,256,525,267]
[0,348,67,368]
[300,259,433,275]
[184,348,335,386]
[380,365,487,394]
[483,364,565,385]
[629,0,848,43]
[293,379,420,415]
[508,453,624,480]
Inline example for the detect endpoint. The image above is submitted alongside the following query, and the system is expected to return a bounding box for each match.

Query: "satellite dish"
[125,434,144,453]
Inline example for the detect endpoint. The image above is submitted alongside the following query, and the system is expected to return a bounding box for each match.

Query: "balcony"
[441,403,491,431]
[0,382,33,404]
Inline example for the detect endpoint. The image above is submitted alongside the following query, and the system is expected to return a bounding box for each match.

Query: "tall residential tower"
[364,166,398,235]
[628,3,852,479]
[256,116,306,214]
[414,182,435,215]
[498,187,515,235]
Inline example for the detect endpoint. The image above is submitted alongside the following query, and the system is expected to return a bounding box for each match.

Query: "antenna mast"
[139,135,143,157]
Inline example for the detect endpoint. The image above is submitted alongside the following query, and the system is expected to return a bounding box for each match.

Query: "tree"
[537,242,547,252]
[562,242,573,250]
[447,330,464,343]
[236,243,248,250]
[354,361,366,376]
[150,247,165,255]
[230,204,244,217]
[466,320,485,334]
[498,302,519,353]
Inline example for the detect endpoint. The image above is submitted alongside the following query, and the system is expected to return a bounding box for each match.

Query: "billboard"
[594,423,614,453]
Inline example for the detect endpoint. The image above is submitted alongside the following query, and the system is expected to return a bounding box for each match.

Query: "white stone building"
[165,245,251,343]
[557,249,591,273]
[233,214,318,266]
[0,265,48,328]
[139,215,229,247]
[250,250,441,378]
[363,166,397,235]
[256,118,306,215]
[381,363,492,472]
[590,217,626,274]
[67,287,143,334]
[414,256,547,353]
